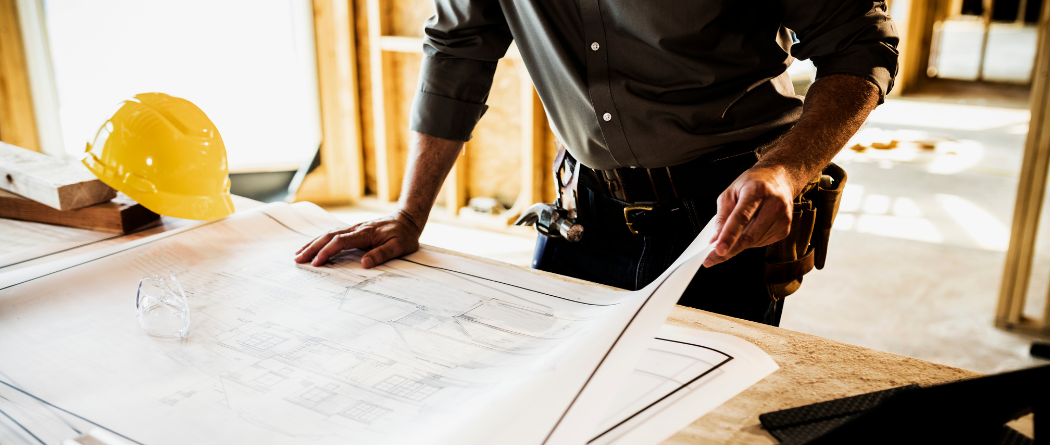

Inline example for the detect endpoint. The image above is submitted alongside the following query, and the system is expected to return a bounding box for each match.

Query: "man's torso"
[496,0,804,170]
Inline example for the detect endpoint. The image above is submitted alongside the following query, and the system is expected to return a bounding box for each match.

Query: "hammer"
[514,203,584,242]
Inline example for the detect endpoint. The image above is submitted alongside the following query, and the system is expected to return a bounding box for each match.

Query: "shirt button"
[591,42,600,51]
[602,112,612,121]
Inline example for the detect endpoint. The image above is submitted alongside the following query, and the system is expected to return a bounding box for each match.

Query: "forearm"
[755,74,880,196]
[396,131,465,229]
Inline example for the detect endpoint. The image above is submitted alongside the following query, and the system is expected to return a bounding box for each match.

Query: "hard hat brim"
[131,187,236,221]
[84,154,235,221]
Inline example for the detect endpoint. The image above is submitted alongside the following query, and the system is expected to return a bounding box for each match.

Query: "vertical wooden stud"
[0,0,41,153]
[368,0,403,202]
[313,0,364,202]
[895,0,940,94]
[519,61,546,212]
[998,0,1050,335]
[445,145,468,215]
[503,59,546,223]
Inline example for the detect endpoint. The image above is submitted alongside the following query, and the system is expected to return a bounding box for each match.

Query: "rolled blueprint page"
[0,202,720,445]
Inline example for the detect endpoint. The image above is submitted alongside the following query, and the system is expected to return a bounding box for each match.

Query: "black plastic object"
[1032,342,1050,361]
[759,364,1049,445]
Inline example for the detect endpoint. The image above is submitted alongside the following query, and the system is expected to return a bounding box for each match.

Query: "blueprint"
[0,217,193,273]
[593,325,777,445]
[0,203,773,445]
[0,219,114,268]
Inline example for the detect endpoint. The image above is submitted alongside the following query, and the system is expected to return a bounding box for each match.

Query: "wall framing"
[997,0,1050,338]
[0,0,40,153]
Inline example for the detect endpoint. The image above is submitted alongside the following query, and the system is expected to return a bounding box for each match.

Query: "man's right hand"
[294,210,424,269]
[293,131,465,269]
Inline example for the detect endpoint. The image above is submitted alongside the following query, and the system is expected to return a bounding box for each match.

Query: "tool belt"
[763,163,846,301]
[559,127,846,301]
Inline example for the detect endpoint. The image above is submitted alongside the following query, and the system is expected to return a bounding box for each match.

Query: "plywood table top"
[661,306,979,444]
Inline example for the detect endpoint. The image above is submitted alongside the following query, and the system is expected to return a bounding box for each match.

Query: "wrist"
[748,162,804,198]
[395,208,426,234]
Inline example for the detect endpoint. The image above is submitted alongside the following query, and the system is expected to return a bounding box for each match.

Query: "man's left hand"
[703,166,795,268]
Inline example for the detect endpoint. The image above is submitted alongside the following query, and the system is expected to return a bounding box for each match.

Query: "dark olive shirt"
[409,0,899,170]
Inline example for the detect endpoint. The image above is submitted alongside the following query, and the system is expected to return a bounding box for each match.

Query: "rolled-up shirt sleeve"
[783,0,900,102]
[410,0,514,141]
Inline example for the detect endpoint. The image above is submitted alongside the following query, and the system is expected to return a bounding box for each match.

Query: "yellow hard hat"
[82,93,234,220]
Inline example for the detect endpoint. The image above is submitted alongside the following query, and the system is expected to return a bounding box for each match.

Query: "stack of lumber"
[0,142,159,233]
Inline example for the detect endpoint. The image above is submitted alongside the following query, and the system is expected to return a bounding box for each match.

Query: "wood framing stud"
[444,146,468,215]
[312,0,364,203]
[371,24,531,220]
[997,0,1050,338]
[503,59,546,224]
[368,0,404,202]
[0,0,41,153]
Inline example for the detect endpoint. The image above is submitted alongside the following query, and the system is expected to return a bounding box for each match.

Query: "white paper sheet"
[591,325,778,445]
[0,325,776,445]
[0,219,113,266]
[0,217,195,273]
[0,202,769,445]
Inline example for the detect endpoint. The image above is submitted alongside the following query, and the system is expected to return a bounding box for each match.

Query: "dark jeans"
[533,153,784,326]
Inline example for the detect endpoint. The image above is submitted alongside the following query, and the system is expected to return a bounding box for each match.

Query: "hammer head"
[514,203,583,242]
[514,203,554,227]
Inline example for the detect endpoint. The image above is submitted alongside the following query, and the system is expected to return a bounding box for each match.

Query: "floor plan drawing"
[589,325,778,445]
[0,203,773,445]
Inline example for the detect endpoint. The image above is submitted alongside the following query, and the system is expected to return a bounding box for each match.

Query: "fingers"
[704,189,792,268]
[713,199,791,265]
[362,241,406,269]
[311,230,373,267]
[295,231,340,264]
[708,193,734,244]
[705,186,762,265]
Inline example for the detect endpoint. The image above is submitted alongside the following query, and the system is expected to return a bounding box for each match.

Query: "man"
[295,0,898,326]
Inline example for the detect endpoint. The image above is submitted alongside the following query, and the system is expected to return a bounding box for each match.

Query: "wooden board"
[313,0,365,203]
[0,142,116,210]
[0,0,41,153]
[0,189,159,234]
[998,0,1050,338]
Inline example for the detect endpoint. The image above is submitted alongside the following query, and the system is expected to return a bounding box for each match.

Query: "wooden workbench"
[662,308,980,444]
[0,199,1004,444]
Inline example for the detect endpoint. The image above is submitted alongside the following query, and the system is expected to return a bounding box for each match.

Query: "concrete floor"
[787,94,1043,374]
[324,94,1050,375]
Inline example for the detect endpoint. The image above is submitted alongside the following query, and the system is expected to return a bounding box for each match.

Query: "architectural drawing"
[0,218,113,270]
[143,249,600,444]
[0,203,770,445]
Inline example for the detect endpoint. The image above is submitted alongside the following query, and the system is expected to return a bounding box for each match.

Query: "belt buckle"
[623,205,654,235]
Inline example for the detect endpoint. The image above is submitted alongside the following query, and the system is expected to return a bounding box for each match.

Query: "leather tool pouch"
[764,163,847,301]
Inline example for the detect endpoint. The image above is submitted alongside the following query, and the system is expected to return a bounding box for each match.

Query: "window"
[296,387,335,406]
[42,0,321,171]
[341,401,389,424]
[373,376,439,401]
[253,372,286,386]
[240,332,285,351]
